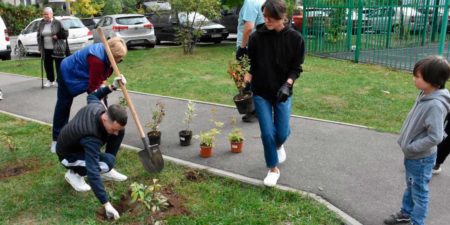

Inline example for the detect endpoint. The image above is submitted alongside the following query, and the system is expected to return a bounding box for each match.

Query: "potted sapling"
[179,100,196,146]
[227,117,244,153]
[194,107,223,158]
[146,102,165,145]
[227,54,254,114]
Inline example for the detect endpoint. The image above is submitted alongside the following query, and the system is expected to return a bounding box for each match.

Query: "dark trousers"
[436,114,450,165]
[52,79,74,141]
[43,49,63,82]
[57,131,124,176]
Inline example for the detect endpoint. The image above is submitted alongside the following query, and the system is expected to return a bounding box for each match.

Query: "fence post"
[347,0,354,51]
[302,0,308,48]
[386,0,394,48]
[421,0,431,46]
[431,0,441,42]
[438,0,449,55]
[355,0,363,63]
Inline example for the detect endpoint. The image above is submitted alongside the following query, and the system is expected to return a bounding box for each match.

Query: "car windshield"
[116,16,148,25]
[61,18,85,29]
[178,12,209,25]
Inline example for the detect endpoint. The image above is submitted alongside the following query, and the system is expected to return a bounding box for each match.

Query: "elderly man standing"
[235,0,266,122]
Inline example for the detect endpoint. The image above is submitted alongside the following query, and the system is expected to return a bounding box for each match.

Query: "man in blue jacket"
[56,77,127,220]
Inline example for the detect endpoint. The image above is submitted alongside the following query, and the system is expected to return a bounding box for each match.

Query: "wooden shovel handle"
[96,28,147,139]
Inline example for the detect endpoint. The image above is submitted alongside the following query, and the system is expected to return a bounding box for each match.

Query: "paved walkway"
[1,73,449,225]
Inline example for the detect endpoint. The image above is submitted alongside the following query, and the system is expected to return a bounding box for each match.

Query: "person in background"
[235,0,265,123]
[37,7,68,87]
[247,0,305,187]
[432,113,450,174]
[56,82,127,220]
[384,56,450,225]
[50,37,127,154]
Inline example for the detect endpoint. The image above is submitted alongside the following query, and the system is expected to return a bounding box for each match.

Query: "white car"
[18,16,93,55]
[0,15,11,60]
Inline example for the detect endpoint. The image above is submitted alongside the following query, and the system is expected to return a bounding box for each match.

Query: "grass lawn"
[0,43,419,133]
[0,113,343,225]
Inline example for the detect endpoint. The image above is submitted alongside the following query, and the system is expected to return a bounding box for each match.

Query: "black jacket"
[248,25,305,103]
[37,18,69,58]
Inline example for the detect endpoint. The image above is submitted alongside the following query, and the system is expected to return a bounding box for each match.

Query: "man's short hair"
[107,104,128,126]
[43,7,53,14]
[413,55,450,89]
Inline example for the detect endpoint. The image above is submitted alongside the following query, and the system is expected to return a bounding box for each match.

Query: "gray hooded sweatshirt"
[398,89,450,159]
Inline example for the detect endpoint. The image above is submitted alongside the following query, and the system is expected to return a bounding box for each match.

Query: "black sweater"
[248,25,305,103]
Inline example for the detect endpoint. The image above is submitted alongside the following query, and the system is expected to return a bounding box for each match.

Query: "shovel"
[97,28,164,173]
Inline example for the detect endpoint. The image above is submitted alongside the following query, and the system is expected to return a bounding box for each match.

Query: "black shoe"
[242,111,257,123]
[384,212,411,225]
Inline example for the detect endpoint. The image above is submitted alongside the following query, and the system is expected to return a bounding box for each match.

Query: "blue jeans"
[401,153,436,225]
[253,95,292,168]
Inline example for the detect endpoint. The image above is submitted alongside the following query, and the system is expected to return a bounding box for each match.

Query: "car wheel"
[3,54,11,60]
[156,38,161,45]
[214,40,222,44]
[146,43,155,48]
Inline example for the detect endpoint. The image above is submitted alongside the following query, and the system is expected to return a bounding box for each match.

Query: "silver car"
[93,14,156,48]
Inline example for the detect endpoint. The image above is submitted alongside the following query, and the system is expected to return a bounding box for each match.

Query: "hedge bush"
[0,3,40,35]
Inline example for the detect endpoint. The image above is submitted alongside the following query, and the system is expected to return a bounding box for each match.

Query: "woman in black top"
[247,0,305,187]
[37,7,68,87]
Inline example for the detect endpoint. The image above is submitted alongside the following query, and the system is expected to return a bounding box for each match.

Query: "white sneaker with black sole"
[65,170,91,192]
[277,145,286,164]
[101,169,127,182]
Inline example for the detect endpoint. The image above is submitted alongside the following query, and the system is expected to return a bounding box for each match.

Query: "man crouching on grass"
[56,76,128,220]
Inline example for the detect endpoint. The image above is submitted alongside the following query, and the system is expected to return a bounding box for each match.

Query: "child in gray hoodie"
[384,56,450,225]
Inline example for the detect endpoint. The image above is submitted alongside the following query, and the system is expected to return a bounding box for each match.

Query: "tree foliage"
[169,0,222,54]
[0,3,40,35]
[71,0,104,17]
[102,0,122,15]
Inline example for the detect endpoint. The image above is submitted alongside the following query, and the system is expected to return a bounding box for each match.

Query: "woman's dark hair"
[413,55,450,89]
[107,104,128,126]
[261,0,287,20]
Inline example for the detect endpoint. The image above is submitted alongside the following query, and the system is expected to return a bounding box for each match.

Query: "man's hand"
[277,82,292,103]
[236,47,248,60]
[104,202,120,220]
[112,74,127,89]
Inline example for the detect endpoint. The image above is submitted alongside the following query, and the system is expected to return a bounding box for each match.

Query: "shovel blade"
[138,145,164,173]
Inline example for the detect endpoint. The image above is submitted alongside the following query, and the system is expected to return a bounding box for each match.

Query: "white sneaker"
[263,170,280,187]
[43,80,51,88]
[50,141,57,153]
[101,169,127,182]
[51,81,57,87]
[0,89,3,100]
[277,145,286,164]
[65,170,91,192]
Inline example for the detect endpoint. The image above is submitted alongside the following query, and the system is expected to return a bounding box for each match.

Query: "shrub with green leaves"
[0,3,40,35]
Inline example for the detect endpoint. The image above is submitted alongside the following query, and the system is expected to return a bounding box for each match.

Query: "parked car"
[327,9,372,34]
[81,17,101,30]
[147,11,229,44]
[417,7,450,33]
[92,14,156,48]
[18,16,93,55]
[365,7,428,33]
[292,8,331,35]
[0,15,11,60]
[215,7,239,34]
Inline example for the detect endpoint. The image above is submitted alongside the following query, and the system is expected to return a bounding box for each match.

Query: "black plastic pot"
[147,131,161,146]
[179,130,192,146]
[233,92,254,115]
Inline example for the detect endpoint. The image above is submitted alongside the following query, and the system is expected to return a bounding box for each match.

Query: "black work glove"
[277,82,292,103]
[243,82,252,93]
[236,47,248,60]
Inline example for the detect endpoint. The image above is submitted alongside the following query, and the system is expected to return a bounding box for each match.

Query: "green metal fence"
[300,0,450,71]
